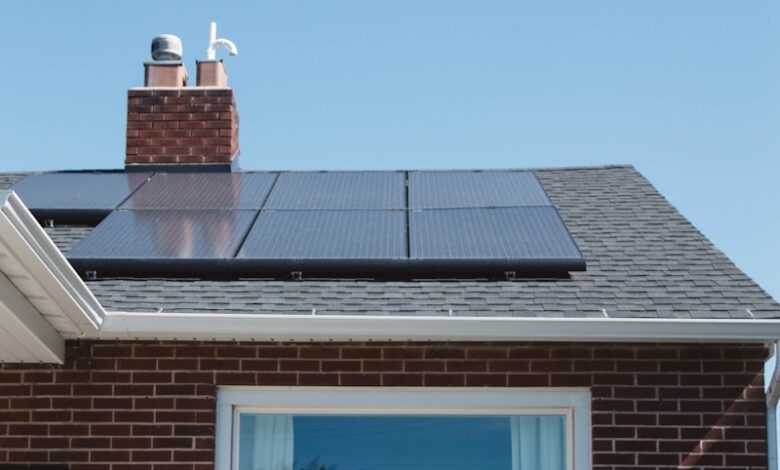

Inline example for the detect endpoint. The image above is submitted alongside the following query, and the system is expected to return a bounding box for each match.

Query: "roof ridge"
[3,164,635,175]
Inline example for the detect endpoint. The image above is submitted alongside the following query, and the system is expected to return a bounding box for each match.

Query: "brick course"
[0,341,769,470]
[125,89,239,166]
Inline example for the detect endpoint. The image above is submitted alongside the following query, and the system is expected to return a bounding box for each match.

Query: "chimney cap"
[151,34,183,61]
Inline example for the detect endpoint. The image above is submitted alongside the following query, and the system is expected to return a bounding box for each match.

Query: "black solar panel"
[238,210,406,259]
[410,207,582,261]
[264,172,405,210]
[68,209,256,260]
[408,171,551,209]
[122,172,277,209]
[11,172,150,223]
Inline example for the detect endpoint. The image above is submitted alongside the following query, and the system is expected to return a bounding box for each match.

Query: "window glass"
[238,414,566,470]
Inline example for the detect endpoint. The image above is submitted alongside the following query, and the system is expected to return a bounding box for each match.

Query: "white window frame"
[216,386,592,470]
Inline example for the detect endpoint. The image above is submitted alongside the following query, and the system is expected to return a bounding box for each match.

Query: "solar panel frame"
[11,172,151,224]
[408,171,552,209]
[263,172,406,210]
[121,172,278,210]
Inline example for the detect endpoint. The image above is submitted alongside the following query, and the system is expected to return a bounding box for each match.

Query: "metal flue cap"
[151,34,183,61]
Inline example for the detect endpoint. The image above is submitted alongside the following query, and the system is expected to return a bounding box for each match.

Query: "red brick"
[321,360,360,372]
[381,373,424,386]
[92,424,132,436]
[151,437,192,449]
[340,346,383,359]
[0,384,31,396]
[72,437,111,449]
[298,373,340,386]
[405,360,445,372]
[424,347,465,359]
[115,384,155,395]
[340,373,382,386]
[132,372,172,383]
[299,346,340,359]
[11,397,50,408]
[132,424,173,436]
[255,373,297,385]
[72,383,114,396]
[156,384,197,395]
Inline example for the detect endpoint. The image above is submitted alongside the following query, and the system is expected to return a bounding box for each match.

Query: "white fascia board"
[0,271,64,363]
[0,191,104,336]
[99,311,780,343]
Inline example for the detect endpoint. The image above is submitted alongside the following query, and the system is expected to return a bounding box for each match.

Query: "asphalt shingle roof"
[3,166,778,319]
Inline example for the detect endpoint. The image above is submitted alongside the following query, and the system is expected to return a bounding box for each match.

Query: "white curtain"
[250,415,294,470]
[510,415,565,470]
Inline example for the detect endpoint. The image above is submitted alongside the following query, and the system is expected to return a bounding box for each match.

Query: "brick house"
[1,37,780,470]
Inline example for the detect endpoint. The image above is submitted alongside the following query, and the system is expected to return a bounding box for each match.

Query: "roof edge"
[97,311,780,343]
[0,191,105,335]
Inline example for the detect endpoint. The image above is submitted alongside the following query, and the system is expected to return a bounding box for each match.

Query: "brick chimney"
[125,36,240,172]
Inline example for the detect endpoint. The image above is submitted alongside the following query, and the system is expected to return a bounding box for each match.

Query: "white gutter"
[98,311,780,342]
[0,191,104,336]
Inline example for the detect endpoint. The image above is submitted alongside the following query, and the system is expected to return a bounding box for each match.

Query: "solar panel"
[68,209,256,260]
[11,172,150,222]
[122,172,277,210]
[238,210,406,259]
[410,207,583,262]
[408,171,551,209]
[264,172,405,210]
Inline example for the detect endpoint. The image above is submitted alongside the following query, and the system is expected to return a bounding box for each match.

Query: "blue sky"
[1,1,778,302]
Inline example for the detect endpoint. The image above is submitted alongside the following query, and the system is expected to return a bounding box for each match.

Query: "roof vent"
[151,34,183,61]
[205,22,238,60]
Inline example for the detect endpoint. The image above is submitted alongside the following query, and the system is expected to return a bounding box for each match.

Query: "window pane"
[238,414,566,470]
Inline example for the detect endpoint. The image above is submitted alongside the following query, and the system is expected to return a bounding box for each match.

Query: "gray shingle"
[44,226,94,255]
[0,173,26,189]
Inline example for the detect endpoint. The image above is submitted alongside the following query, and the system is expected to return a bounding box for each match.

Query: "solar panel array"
[13,170,585,278]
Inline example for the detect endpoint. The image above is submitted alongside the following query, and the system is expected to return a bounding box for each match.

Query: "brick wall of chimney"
[125,88,239,168]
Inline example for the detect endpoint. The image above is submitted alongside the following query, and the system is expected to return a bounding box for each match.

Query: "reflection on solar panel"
[264,172,405,210]
[239,210,406,259]
[68,209,256,260]
[408,171,551,209]
[11,172,150,223]
[122,172,277,209]
[410,207,583,261]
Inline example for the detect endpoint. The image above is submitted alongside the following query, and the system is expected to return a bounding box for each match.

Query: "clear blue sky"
[1,1,778,302]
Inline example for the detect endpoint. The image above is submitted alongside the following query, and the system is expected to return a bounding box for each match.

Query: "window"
[216,387,591,470]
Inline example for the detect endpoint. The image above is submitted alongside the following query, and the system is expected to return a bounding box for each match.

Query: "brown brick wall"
[0,341,769,470]
[125,89,239,166]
